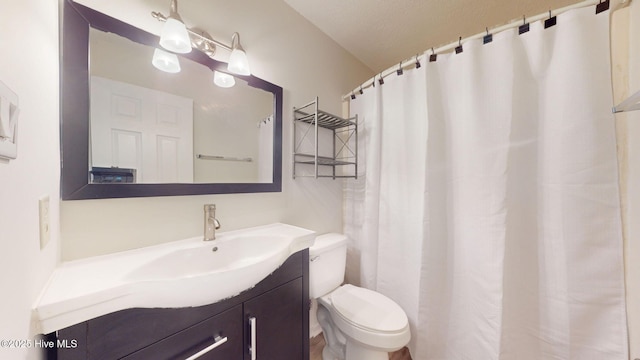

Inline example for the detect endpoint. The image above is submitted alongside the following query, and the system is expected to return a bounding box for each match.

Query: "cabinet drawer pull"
[249,316,257,360]
[184,335,228,360]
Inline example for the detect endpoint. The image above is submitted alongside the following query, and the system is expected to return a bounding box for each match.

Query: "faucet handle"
[203,204,219,241]
[205,204,220,229]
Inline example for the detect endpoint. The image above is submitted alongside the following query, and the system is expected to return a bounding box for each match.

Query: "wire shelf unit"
[293,97,358,179]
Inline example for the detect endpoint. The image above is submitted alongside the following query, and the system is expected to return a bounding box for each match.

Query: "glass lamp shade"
[152,48,181,73]
[213,71,236,88]
[159,18,192,54]
[227,48,251,76]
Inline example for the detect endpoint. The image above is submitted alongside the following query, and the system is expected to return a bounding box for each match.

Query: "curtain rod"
[342,0,623,101]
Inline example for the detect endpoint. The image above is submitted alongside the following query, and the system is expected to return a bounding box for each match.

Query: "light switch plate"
[39,195,50,249]
[0,79,19,160]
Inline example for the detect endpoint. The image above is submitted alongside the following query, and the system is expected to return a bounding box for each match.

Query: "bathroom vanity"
[47,250,309,360]
[36,223,315,360]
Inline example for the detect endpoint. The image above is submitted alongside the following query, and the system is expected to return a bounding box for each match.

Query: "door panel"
[90,76,193,183]
[244,278,304,360]
[157,135,180,182]
[111,129,142,172]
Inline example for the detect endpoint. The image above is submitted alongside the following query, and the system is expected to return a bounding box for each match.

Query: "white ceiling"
[283,0,589,73]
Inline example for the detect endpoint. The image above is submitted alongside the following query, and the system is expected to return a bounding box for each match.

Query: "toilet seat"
[330,284,408,334]
[318,284,411,352]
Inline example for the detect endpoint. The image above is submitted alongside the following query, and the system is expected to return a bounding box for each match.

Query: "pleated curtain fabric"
[345,5,628,359]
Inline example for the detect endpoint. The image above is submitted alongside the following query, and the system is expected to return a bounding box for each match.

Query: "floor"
[310,333,412,360]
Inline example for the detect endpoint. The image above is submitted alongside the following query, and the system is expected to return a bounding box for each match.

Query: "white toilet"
[309,233,411,360]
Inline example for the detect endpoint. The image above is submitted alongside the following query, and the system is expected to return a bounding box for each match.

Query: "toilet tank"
[309,233,348,298]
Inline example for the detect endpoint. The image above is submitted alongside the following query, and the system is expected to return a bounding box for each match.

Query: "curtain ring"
[429,47,437,62]
[359,86,364,95]
[596,0,610,14]
[544,9,557,28]
[483,27,493,44]
[397,61,404,76]
[455,37,463,54]
[519,15,530,34]
[415,54,421,69]
[378,73,385,85]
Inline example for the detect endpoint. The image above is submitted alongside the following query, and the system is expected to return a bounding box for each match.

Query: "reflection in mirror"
[60,0,282,199]
[89,29,274,184]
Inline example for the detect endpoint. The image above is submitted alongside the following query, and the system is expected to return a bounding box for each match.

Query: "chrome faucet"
[204,204,221,241]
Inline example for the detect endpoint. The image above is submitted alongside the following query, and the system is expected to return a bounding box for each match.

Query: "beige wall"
[0,1,60,359]
[613,2,640,358]
[61,0,373,260]
[622,1,640,358]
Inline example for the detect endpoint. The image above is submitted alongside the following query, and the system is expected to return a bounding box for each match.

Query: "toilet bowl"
[309,234,411,360]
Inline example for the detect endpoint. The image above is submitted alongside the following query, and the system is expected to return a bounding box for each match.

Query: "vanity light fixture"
[213,71,236,88]
[227,33,251,76]
[158,0,191,54]
[152,48,181,73]
[152,0,252,76]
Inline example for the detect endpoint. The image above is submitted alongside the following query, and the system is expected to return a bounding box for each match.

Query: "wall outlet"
[39,195,50,249]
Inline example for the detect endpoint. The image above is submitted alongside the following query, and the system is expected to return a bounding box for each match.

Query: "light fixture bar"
[152,0,251,76]
[151,11,232,51]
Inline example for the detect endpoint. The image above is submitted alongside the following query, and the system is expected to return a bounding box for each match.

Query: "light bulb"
[152,48,181,73]
[159,18,192,54]
[213,71,235,88]
[227,48,250,76]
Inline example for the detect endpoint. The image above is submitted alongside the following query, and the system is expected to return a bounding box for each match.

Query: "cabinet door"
[122,304,243,360]
[244,278,304,360]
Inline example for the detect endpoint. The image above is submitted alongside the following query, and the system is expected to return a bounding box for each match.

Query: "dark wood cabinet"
[123,305,243,360]
[49,250,309,360]
[244,278,304,359]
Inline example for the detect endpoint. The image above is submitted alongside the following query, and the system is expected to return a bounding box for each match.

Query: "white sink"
[127,234,292,281]
[35,223,316,334]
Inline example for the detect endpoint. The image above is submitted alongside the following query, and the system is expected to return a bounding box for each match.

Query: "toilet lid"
[331,284,408,333]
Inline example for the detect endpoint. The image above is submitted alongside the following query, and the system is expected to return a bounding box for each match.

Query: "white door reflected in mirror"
[90,76,194,183]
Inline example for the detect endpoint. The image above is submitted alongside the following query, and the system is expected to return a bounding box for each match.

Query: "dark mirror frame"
[61,0,283,200]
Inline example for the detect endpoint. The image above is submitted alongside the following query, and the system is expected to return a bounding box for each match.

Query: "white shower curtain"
[345,5,628,359]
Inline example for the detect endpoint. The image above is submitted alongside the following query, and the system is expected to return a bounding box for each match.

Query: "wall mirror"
[61,0,282,200]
